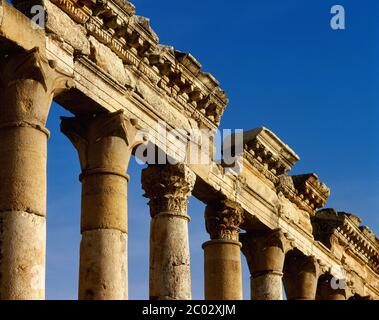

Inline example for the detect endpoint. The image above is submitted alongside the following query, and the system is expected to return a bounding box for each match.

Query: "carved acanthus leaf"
[205,200,244,241]
[0,47,73,93]
[141,164,196,218]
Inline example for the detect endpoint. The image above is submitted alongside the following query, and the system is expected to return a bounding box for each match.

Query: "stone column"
[61,111,138,300]
[0,48,72,300]
[241,229,292,300]
[142,164,196,300]
[203,200,244,300]
[316,274,346,300]
[283,254,320,300]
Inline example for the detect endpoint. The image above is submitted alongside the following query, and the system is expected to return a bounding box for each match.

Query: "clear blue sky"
[44,0,379,299]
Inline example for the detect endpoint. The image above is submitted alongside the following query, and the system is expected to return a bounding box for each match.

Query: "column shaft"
[251,272,283,300]
[150,212,191,300]
[0,126,48,300]
[0,48,70,300]
[61,111,137,300]
[203,240,242,300]
[79,172,129,300]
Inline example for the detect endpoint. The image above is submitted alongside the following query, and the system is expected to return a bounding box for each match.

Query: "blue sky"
[44,0,379,299]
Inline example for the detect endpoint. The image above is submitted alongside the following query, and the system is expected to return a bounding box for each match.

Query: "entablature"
[14,0,228,130]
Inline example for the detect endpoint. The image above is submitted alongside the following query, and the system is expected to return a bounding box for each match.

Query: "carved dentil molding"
[205,200,244,241]
[242,127,300,175]
[141,164,196,218]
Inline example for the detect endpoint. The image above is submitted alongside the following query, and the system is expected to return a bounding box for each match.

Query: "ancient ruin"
[0,0,378,300]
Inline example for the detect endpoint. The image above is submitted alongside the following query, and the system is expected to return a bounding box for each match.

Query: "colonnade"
[0,49,347,300]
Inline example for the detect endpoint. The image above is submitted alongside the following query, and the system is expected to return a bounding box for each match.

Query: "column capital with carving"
[241,229,294,276]
[141,164,196,218]
[0,48,74,128]
[205,199,244,242]
[61,110,141,178]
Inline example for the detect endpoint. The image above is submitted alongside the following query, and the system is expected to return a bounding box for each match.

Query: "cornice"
[242,127,300,176]
[291,174,330,211]
[223,128,329,215]
[23,0,228,129]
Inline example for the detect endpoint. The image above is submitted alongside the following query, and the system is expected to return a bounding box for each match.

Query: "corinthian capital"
[61,110,140,172]
[0,47,73,91]
[241,229,294,275]
[0,47,73,125]
[205,200,244,241]
[141,164,196,218]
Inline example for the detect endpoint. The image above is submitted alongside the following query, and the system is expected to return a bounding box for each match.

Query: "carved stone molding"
[141,164,196,218]
[224,128,329,217]
[276,173,330,215]
[242,127,299,175]
[205,200,244,242]
[292,174,330,209]
[4,0,378,301]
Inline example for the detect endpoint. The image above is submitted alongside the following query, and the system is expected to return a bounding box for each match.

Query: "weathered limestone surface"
[89,36,128,86]
[79,229,128,300]
[142,164,196,300]
[45,1,90,56]
[252,273,283,300]
[61,111,139,300]
[0,0,45,50]
[0,212,45,299]
[312,209,379,299]
[203,200,244,300]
